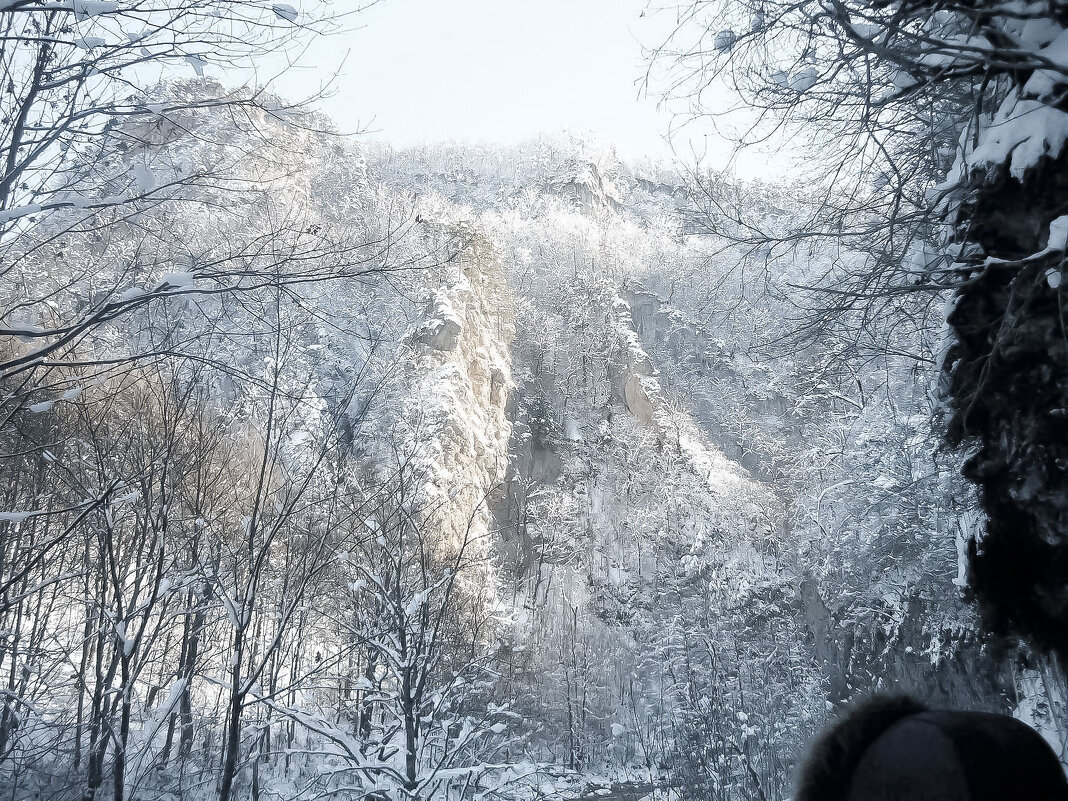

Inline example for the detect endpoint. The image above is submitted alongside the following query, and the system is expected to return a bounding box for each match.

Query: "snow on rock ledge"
[607,292,770,506]
[421,287,465,351]
[393,227,515,562]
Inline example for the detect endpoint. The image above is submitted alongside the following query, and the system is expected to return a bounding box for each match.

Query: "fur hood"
[794,695,1068,801]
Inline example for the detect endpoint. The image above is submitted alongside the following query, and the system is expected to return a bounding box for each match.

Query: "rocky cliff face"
[362,143,822,779]
[356,136,1027,783]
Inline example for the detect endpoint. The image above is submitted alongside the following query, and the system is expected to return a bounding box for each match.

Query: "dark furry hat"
[794,694,1068,801]
[795,695,926,801]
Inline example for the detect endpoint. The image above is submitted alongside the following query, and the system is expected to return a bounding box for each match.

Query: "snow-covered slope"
[0,90,1031,801]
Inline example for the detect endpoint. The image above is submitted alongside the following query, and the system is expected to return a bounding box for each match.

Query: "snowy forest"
[1,1,1067,799]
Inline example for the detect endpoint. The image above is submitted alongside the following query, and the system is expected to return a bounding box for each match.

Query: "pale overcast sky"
[246,0,776,173]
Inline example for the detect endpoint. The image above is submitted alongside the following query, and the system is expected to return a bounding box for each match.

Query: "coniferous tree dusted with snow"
[651,0,1068,657]
[938,3,1068,656]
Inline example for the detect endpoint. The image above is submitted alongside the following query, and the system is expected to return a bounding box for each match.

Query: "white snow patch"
[272,3,298,22]
[71,0,119,18]
[849,21,883,40]
[118,287,146,302]
[954,511,981,588]
[0,204,42,224]
[156,272,194,290]
[131,162,156,192]
[1023,28,1068,99]
[713,30,736,51]
[73,36,106,49]
[970,97,1068,178]
[789,68,819,92]
[1047,215,1068,252]
[184,55,207,76]
[563,418,583,442]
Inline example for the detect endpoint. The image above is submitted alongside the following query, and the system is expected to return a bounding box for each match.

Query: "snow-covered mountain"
[0,86,1050,801]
